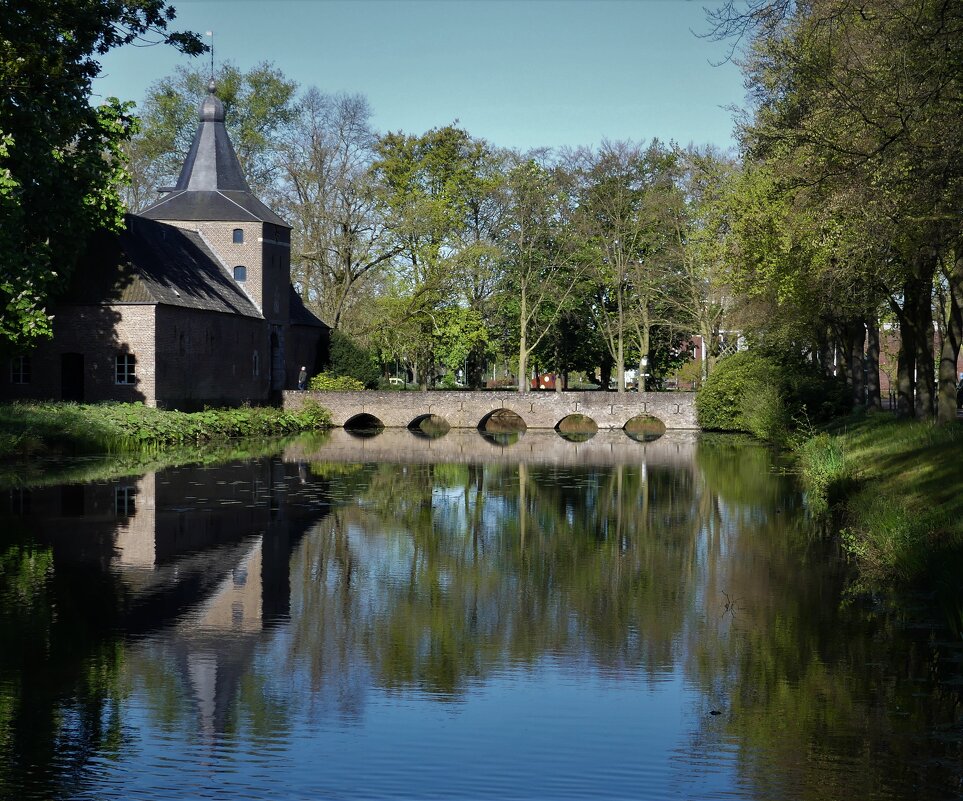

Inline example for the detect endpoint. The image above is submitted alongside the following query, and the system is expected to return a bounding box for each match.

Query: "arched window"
[252,350,260,378]
[234,265,247,282]
[233,228,244,244]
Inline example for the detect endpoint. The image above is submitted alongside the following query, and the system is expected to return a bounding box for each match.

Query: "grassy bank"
[0,400,331,457]
[796,414,963,586]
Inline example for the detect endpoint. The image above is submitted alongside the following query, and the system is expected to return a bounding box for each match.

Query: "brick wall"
[261,224,291,326]
[162,220,264,313]
[155,306,270,408]
[0,304,157,404]
[286,324,328,388]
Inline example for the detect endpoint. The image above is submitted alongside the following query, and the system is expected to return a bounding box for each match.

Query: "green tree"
[572,140,681,392]
[712,0,963,421]
[0,0,204,350]
[371,125,500,386]
[276,89,400,333]
[497,154,583,393]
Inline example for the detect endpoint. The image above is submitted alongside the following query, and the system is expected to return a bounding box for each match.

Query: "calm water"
[0,429,960,800]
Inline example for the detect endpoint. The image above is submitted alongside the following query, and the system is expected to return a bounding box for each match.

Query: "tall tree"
[717,0,963,420]
[497,154,582,393]
[572,141,674,393]
[0,0,204,349]
[371,125,498,386]
[276,89,398,333]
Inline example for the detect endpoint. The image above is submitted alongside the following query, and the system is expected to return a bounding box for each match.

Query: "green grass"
[797,413,963,585]
[0,400,331,458]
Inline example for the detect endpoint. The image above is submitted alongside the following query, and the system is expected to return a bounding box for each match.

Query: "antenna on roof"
[205,31,214,84]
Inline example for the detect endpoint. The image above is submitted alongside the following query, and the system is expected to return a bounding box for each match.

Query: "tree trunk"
[616,292,625,393]
[910,268,936,420]
[937,248,963,424]
[866,316,882,410]
[833,326,850,388]
[517,286,529,393]
[895,319,916,419]
[849,320,866,408]
[600,356,612,391]
[816,325,833,377]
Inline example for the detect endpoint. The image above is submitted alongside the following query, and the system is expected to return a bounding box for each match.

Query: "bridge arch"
[624,414,666,442]
[408,413,450,437]
[478,408,527,433]
[344,413,385,436]
[555,413,598,442]
[283,389,698,430]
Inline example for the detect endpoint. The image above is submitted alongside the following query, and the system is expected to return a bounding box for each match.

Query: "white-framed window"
[234,265,247,282]
[9,355,30,384]
[115,353,136,385]
[233,228,244,244]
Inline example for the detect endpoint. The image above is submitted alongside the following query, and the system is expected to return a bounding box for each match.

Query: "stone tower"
[140,81,292,388]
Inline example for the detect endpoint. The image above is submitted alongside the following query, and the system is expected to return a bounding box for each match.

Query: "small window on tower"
[234,265,247,282]
[115,353,136,385]
[233,228,244,244]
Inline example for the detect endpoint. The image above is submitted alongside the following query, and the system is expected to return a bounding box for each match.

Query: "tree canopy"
[0,0,204,350]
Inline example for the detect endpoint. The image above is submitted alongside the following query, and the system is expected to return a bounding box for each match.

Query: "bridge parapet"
[283,390,698,430]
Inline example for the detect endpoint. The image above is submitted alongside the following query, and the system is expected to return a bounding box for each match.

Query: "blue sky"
[92,0,746,152]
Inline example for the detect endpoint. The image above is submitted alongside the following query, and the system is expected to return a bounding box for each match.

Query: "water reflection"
[0,433,959,800]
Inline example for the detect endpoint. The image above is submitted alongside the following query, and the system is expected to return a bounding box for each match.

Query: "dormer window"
[233,228,244,244]
[234,265,247,282]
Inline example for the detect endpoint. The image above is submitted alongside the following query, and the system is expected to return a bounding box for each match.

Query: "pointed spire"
[168,80,249,192]
[140,80,289,228]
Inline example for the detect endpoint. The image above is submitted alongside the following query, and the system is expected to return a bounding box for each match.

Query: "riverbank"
[0,401,331,458]
[797,413,963,587]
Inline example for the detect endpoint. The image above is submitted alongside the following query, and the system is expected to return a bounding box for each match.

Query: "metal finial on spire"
[205,31,214,84]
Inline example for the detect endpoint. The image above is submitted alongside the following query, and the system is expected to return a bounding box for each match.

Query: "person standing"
[298,365,308,390]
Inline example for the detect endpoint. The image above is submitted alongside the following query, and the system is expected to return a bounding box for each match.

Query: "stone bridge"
[283,390,698,430]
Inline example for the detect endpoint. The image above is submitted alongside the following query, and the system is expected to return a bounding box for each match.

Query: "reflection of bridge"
[284,390,698,430]
[284,427,699,469]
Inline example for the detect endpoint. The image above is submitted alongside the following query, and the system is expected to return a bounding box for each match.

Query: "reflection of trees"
[685,436,963,801]
[0,526,125,800]
[290,442,963,798]
[289,456,705,695]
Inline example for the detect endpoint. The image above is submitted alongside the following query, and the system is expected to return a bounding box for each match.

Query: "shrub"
[696,351,774,433]
[327,330,380,389]
[308,372,366,391]
[697,350,848,439]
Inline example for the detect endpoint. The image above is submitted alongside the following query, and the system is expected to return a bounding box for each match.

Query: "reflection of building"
[1,457,329,735]
[0,83,327,408]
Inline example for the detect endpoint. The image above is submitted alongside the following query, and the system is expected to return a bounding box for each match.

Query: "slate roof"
[139,82,289,228]
[289,286,327,328]
[63,216,262,318]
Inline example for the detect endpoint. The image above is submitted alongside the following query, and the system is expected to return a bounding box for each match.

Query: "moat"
[0,429,960,800]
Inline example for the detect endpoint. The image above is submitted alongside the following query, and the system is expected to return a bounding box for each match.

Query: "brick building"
[1,81,327,408]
